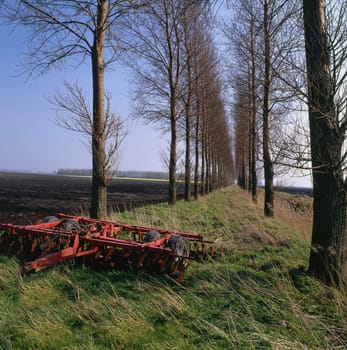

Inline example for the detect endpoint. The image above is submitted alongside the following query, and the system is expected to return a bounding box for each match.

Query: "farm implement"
[0,214,215,281]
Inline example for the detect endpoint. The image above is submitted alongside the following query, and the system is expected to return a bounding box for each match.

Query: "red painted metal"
[0,214,215,281]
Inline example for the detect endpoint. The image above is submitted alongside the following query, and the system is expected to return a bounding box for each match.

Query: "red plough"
[0,214,214,281]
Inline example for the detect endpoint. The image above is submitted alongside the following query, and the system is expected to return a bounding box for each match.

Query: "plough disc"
[0,214,215,281]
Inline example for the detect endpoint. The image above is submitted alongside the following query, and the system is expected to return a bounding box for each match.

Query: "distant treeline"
[56,169,169,180]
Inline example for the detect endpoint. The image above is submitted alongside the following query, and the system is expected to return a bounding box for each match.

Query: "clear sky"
[0,17,312,187]
[0,22,166,173]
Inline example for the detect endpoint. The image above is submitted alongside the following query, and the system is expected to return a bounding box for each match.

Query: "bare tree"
[260,0,299,216]
[249,4,259,202]
[197,62,233,193]
[209,94,234,189]
[122,0,186,205]
[191,30,217,198]
[180,4,200,202]
[179,2,214,201]
[261,0,275,217]
[52,82,127,180]
[223,0,261,200]
[233,77,251,189]
[2,0,144,218]
[302,0,346,285]
[225,0,300,216]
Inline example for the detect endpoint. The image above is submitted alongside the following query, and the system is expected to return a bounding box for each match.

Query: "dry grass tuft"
[274,192,312,243]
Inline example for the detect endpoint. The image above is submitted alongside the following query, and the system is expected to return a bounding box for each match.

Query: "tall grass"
[273,191,313,242]
[0,186,346,349]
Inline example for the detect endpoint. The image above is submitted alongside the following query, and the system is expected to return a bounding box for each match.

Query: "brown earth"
[0,172,183,225]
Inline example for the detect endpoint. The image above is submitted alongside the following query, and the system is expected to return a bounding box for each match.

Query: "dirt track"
[0,172,183,225]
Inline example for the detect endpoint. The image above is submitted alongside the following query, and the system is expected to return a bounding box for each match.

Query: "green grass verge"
[0,187,346,349]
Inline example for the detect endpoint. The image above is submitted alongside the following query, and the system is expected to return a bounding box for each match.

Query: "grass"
[0,186,346,349]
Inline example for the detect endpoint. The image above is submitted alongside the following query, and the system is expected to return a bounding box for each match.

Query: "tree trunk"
[184,52,192,202]
[303,0,346,285]
[205,137,210,194]
[184,105,191,202]
[168,101,177,205]
[164,0,179,206]
[212,151,217,191]
[194,106,200,200]
[250,12,258,202]
[262,0,274,217]
[200,111,206,196]
[239,143,247,189]
[90,0,107,219]
[248,103,252,194]
[193,56,200,200]
[183,10,192,202]
[218,158,223,188]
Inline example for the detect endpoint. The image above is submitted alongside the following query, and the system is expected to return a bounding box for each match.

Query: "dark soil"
[0,172,184,225]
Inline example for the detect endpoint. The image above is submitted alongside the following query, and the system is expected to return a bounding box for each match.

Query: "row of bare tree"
[225,0,346,285]
[223,0,301,214]
[121,1,233,204]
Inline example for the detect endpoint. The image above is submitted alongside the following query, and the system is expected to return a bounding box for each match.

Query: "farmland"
[0,172,184,225]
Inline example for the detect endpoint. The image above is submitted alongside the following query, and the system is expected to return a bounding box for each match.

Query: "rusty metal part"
[0,214,215,281]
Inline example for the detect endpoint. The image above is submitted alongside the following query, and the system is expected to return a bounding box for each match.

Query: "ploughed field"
[0,172,182,225]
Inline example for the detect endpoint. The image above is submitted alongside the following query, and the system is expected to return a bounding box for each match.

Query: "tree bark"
[303,0,346,285]
[205,136,211,194]
[165,0,180,206]
[194,100,200,200]
[239,142,247,189]
[184,104,191,202]
[168,102,177,205]
[184,59,192,202]
[90,0,107,219]
[250,10,258,202]
[200,110,206,196]
[248,99,252,194]
[262,0,274,217]
[212,150,217,191]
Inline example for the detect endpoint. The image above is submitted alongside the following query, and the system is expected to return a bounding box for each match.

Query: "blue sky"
[0,17,312,187]
[0,23,166,173]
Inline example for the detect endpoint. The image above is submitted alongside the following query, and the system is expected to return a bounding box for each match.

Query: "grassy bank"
[0,187,346,349]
